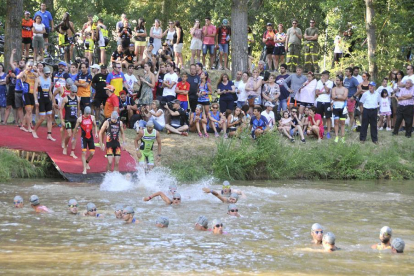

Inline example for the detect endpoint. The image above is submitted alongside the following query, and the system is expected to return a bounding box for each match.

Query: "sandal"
[198,132,203,138]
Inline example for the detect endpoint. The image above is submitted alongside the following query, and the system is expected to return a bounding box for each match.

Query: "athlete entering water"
[134,121,162,171]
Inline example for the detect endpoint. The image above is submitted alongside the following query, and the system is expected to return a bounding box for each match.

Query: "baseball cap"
[111,111,119,120]
[172,99,181,105]
[30,195,40,206]
[24,11,30,15]
[100,64,107,69]
[228,204,237,211]
[173,192,181,199]
[14,195,23,203]
[104,85,115,91]
[86,203,96,211]
[90,64,100,70]
[212,219,222,227]
[311,223,323,231]
[222,180,231,189]
[391,238,405,252]
[222,19,229,26]
[266,22,273,26]
[162,42,168,46]
[68,199,78,206]
[230,192,239,200]
[196,216,209,229]
[123,206,134,214]
[84,106,92,114]
[119,90,127,95]
[71,85,78,93]
[43,67,51,74]
[264,101,275,107]
[321,70,330,75]
[369,81,376,86]
[58,61,67,67]
[380,226,392,237]
[65,78,74,86]
[323,232,336,245]
[156,216,169,227]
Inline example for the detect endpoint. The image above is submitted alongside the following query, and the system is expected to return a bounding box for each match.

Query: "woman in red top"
[22,11,34,59]
[307,106,324,141]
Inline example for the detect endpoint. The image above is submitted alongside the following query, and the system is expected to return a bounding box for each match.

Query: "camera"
[167,102,174,110]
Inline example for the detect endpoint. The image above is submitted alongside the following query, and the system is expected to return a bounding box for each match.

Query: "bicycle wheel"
[75,43,85,60]
[260,46,267,62]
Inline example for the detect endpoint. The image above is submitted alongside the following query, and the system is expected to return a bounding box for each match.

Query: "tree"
[5,0,23,70]
[231,0,249,78]
[365,0,377,80]
[43,0,54,15]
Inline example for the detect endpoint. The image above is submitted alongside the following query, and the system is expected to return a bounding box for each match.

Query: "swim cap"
[312,223,323,231]
[111,111,119,120]
[114,204,123,211]
[68,199,78,206]
[391,238,405,252]
[228,204,237,211]
[169,184,177,191]
[146,121,154,127]
[86,202,96,211]
[212,219,222,227]
[196,215,208,229]
[123,206,134,214]
[222,180,231,189]
[84,106,92,114]
[30,195,39,206]
[156,216,169,227]
[71,85,78,93]
[14,195,23,203]
[230,193,239,200]
[65,78,74,86]
[323,232,336,245]
[380,226,392,237]
[173,192,181,199]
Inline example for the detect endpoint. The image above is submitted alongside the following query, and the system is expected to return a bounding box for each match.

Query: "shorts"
[38,98,53,115]
[266,46,275,55]
[207,126,222,133]
[316,102,332,118]
[299,101,314,108]
[162,95,176,103]
[347,98,356,112]
[0,91,5,108]
[174,43,183,53]
[219,43,229,54]
[379,111,391,116]
[43,27,50,38]
[22,37,32,45]
[180,101,188,111]
[85,39,94,53]
[106,144,121,156]
[80,97,91,112]
[198,101,210,106]
[273,46,285,56]
[139,150,154,165]
[14,92,24,108]
[81,136,95,152]
[135,40,147,47]
[248,46,252,56]
[202,44,215,55]
[7,86,16,108]
[334,53,343,62]
[190,38,202,50]
[92,96,107,108]
[33,36,44,50]
[333,108,347,120]
[23,93,34,107]
[65,120,77,130]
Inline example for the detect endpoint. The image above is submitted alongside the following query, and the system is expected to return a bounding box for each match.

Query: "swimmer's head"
[84,106,92,115]
[122,206,135,221]
[172,192,181,205]
[156,216,169,228]
[212,219,223,235]
[13,195,24,208]
[68,199,78,214]
[168,184,178,194]
[391,238,405,253]
[195,215,208,230]
[227,204,239,216]
[380,226,392,243]
[111,111,119,121]
[86,202,97,215]
[323,232,336,245]
[114,204,123,219]
[311,223,324,243]
[221,180,231,195]
[228,192,239,203]
[30,195,40,206]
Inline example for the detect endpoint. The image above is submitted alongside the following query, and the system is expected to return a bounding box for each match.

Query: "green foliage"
[0,149,47,182]
[169,153,214,182]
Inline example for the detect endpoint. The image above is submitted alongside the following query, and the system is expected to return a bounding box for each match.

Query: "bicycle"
[72,33,85,61]
[44,35,64,66]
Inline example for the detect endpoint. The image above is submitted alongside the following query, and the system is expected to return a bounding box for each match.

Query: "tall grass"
[0,149,47,182]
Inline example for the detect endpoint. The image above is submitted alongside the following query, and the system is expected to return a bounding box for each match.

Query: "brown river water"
[1,169,413,275]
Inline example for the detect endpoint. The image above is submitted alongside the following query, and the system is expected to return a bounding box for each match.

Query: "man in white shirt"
[315,70,334,138]
[375,78,393,96]
[401,65,414,85]
[261,102,275,128]
[124,65,138,95]
[360,81,381,144]
[162,62,178,102]
[353,66,363,84]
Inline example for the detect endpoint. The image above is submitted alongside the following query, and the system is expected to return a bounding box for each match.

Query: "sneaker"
[290,138,295,143]
[326,132,331,139]
[204,133,209,138]
[378,127,383,130]
[215,132,219,138]
[386,127,391,131]
[198,132,203,138]
[341,137,345,143]
[301,139,306,143]
[334,136,339,143]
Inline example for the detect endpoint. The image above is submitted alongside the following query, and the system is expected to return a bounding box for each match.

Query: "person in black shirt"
[155,63,166,101]
[111,45,125,63]
[158,42,173,64]
[91,65,108,122]
[187,64,201,112]
[123,44,137,69]
[164,99,189,136]
[119,21,132,51]
[118,90,138,126]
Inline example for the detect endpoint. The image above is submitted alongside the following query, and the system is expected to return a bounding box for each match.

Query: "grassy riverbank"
[0,149,48,182]
[124,128,414,182]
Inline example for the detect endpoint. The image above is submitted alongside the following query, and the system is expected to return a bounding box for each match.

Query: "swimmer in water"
[211,219,224,235]
[83,202,102,217]
[122,206,139,224]
[391,238,405,254]
[202,187,239,203]
[227,204,240,217]
[13,196,24,208]
[156,217,169,228]
[195,216,209,231]
[68,199,79,214]
[114,204,123,219]
[371,226,392,250]
[30,195,50,213]
[311,223,324,245]
[168,184,178,196]
[144,191,181,205]
[322,232,338,252]
[217,180,245,197]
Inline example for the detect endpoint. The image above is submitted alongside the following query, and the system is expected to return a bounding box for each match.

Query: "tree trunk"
[231,0,249,78]
[5,0,23,71]
[365,0,377,81]
[44,0,54,15]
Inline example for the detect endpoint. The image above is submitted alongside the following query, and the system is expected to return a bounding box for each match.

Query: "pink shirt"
[203,24,216,45]
[396,86,414,106]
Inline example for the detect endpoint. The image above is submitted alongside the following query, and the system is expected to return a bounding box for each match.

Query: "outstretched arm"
[144,191,172,205]
[202,187,227,203]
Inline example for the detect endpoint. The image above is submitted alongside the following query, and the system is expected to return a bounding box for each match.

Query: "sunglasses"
[293,22,298,24]
[68,205,78,208]
[173,198,181,200]
[88,208,97,212]
[116,67,122,69]
[291,111,297,113]
[230,209,238,212]
[215,224,223,228]
[122,212,131,215]
[314,230,323,234]
[14,201,21,204]
[212,107,218,109]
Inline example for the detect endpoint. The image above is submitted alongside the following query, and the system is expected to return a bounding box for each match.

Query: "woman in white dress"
[150,19,162,55]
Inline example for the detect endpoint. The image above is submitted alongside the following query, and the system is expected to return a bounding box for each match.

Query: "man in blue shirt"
[33,3,54,52]
[250,106,269,139]
[343,67,360,128]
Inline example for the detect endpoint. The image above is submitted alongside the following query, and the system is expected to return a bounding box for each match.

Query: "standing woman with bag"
[245,68,262,115]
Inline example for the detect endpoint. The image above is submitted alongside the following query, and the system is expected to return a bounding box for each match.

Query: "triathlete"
[322,232,338,252]
[68,199,79,215]
[122,206,139,224]
[30,195,50,213]
[73,106,98,174]
[83,202,103,217]
[99,111,126,172]
[311,223,324,245]
[13,196,24,208]
[144,191,182,206]
[371,226,392,250]
[96,18,109,65]
[54,12,75,64]
[211,219,224,235]
[227,204,240,217]
[155,217,169,228]
[60,84,80,158]
[134,121,162,171]
[202,187,239,203]
[53,78,73,147]
[194,216,209,231]
[32,66,55,141]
